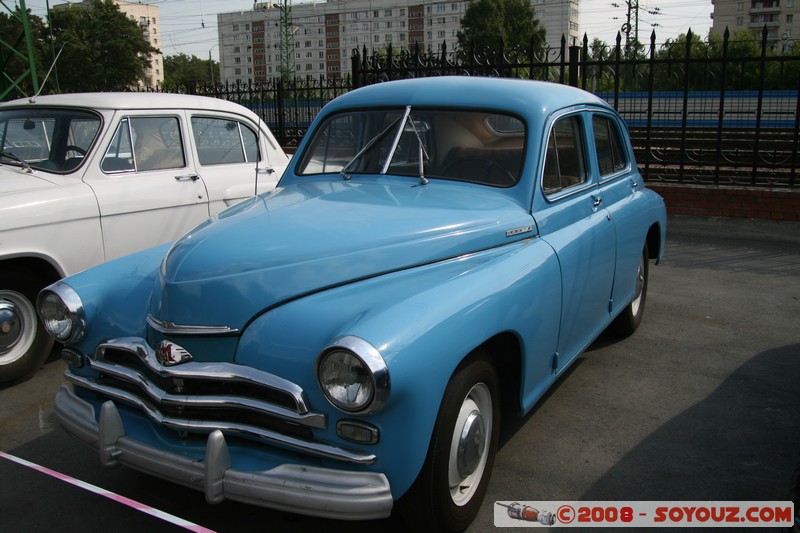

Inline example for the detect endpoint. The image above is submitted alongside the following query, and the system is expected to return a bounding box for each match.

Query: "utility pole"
[611,0,661,56]
[277,0,295,80]
[0,0,40,100]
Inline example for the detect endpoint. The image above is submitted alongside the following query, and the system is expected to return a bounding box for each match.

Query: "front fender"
[49,244,169,356]
[236,236,561,498]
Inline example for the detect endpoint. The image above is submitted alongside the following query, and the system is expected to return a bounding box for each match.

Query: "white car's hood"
[0,165,57,195]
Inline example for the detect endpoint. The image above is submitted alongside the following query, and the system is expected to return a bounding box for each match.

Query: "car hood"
[0,166,56,195]
[149,178,534,331]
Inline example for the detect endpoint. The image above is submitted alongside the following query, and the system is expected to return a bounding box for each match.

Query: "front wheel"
[399,353,500,532]
[610,243,649,337]
[0,268,54,383]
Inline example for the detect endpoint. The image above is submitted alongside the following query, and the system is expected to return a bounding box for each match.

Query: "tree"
[48,0,158,92]
[163,53,218,88]
[456,0,546,58]
[0,8,48,100]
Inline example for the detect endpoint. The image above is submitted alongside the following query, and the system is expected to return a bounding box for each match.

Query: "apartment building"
[53,0,164,86]
[218,0,580,84]
[711,0,799,50]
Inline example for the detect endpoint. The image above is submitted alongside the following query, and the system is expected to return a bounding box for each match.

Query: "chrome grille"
[64,337,376,465]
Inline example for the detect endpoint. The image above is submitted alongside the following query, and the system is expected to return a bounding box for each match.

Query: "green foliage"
[456,0,546,57]
[48,0,159,91]
[0,8,48,99]
[579,29,800,92]
[163,53,219,88]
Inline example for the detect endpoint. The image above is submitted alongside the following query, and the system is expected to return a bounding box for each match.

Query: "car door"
[83,112,210,261]
[590,112,646,316]
[533,111,616,369]
[188,115,284,214]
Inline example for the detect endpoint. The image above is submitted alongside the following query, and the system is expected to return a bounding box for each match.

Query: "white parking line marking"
[0,451,216,532]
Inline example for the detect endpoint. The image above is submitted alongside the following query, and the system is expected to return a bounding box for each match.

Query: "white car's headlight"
[316,336,389,414]
[37,282,85,344]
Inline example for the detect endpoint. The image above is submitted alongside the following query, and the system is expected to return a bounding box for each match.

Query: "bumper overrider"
[53,337,394,520]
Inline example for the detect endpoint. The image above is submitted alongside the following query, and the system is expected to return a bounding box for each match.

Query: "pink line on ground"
[0,450,216,533]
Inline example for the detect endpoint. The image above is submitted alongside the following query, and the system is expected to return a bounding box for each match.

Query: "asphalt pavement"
[1,215,798,532]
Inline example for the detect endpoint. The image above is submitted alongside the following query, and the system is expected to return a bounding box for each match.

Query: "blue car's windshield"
[296,108,526,188]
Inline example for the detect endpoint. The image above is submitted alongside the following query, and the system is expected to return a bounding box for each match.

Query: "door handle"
[591,194,603,208]
[175,174,200,181]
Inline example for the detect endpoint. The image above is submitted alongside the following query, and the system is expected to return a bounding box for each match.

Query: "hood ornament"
[156,340,193,366]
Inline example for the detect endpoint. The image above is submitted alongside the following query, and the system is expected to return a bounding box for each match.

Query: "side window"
[542,115,587,195]
[191,117,260,166]
[102,116,185,173]
[101,119,135,173]
[592,115,627,177]
[131,116,185,171]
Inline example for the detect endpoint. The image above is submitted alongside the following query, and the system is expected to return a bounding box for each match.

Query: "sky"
[19,0,714,60]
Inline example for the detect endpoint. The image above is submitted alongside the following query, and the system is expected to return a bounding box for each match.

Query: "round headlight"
[317,336,390,414]
[37,283,85,344]
[318,350,374,412]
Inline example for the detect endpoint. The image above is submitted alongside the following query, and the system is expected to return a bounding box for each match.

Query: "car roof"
[0,92,256,117]
[324,76,613,119]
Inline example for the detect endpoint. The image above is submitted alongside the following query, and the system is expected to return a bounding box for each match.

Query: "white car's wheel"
[0,268,53,383]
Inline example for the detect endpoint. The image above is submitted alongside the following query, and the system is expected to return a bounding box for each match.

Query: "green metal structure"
[0,0,39,100]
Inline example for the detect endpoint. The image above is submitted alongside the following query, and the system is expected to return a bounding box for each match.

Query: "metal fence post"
[568,43,580,87]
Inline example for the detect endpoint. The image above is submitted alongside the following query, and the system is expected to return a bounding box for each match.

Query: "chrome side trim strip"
[63,375,374,465]
[147,315,239,336]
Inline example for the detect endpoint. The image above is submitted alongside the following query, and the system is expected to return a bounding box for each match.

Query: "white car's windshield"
[296,108,526,188]
[0,108,101,173]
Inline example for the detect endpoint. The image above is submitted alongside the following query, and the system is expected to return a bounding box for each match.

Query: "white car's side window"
[191,117,259,166]
[101,116,186,173]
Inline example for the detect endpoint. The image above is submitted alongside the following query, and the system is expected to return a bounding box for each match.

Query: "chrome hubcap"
[448,382,492,506]
[457,411,486,478]
[630,254,645,316]
[0,292,36,364]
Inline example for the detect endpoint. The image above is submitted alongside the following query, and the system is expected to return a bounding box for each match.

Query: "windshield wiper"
[340,106,429,185]
[405,114,430,185]
[0,151,32,172]
[340,114,405,180]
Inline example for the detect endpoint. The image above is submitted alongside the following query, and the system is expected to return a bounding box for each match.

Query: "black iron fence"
[156,27,799,189]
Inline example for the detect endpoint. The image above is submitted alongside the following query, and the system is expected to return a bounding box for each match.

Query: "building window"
[233,24,239,31]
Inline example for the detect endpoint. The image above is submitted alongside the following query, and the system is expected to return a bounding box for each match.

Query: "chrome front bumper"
[54,385,393,520]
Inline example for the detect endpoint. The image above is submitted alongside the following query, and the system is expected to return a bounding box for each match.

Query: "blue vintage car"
[39,77,666,531]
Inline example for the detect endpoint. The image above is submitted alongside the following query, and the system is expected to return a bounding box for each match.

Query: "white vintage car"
[0,92,289,383]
